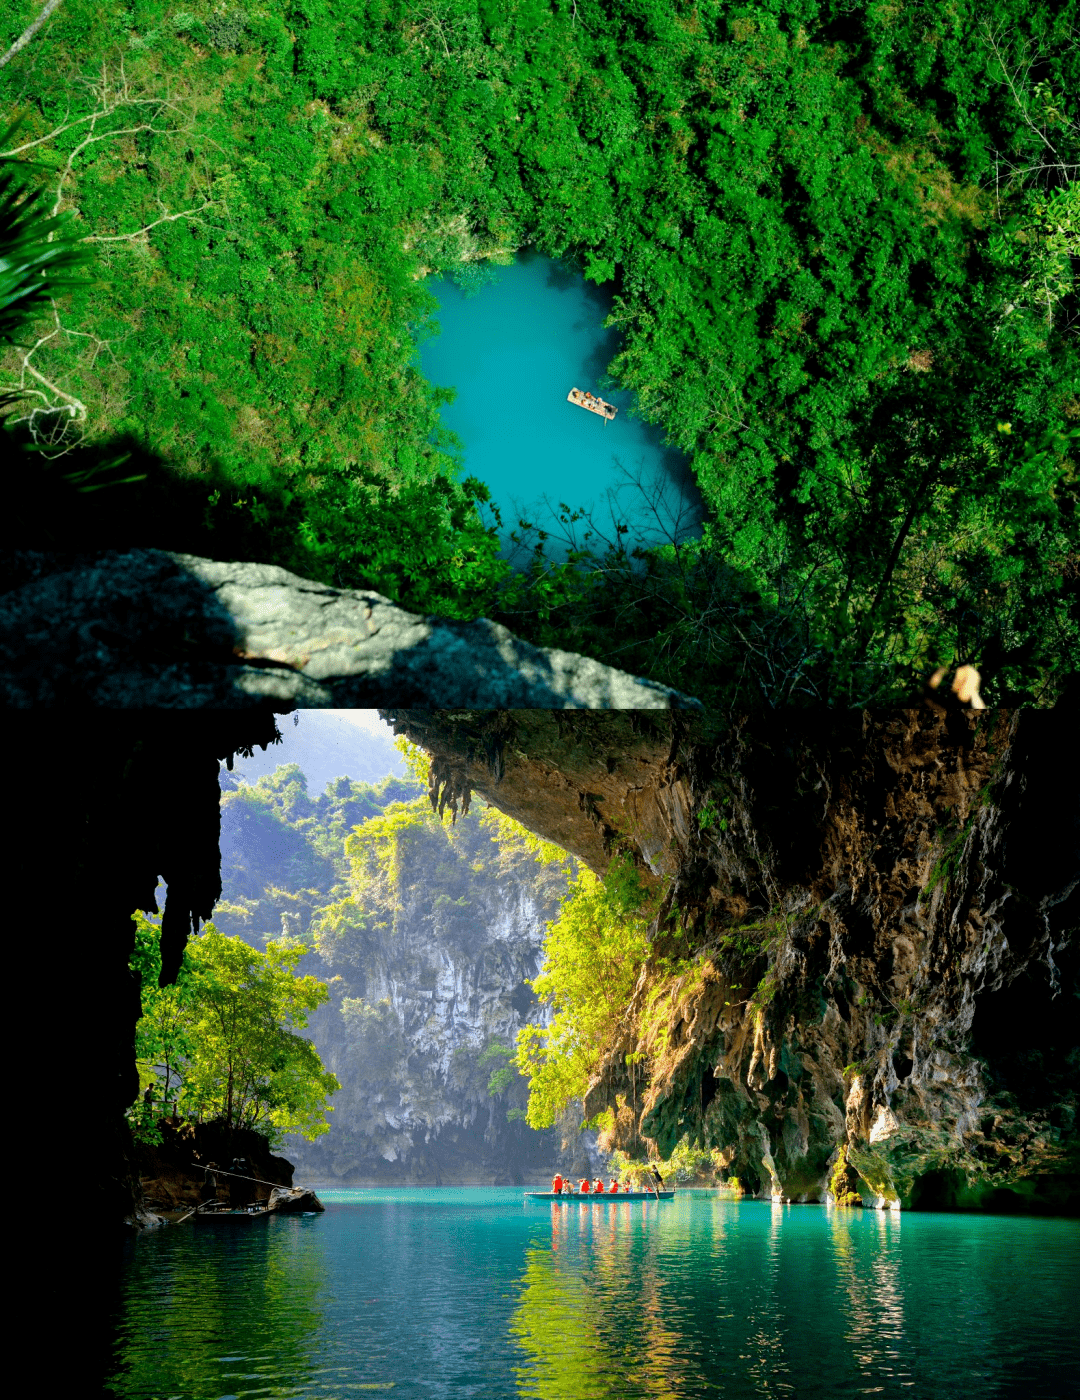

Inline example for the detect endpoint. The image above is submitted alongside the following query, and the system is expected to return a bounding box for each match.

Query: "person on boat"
[551,1173,564,1195]
[579,1178,591,1194]
[201,1162,220,1203]
[609,1180,620,1194]
[593,1178,605,1193]
[651,1166,665,1192]
[229,1156,254,1208]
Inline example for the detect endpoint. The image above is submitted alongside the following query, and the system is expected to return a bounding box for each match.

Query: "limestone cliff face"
[385,699,1079,1211]
[215,772,601,1183]
[290,874,590,1184]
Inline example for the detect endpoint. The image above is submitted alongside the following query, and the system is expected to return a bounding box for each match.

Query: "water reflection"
[515,1200,921,1399]
[829,1207,911,1392]
[108,1218,326,1398]
[740,1203,795,1396]
[102,1190,1079,1399]
[512,1201,693,1398]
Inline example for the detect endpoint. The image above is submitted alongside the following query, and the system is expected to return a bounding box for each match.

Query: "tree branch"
[0,0,64,70]
[82,198,214,243]
[21,356,85,415]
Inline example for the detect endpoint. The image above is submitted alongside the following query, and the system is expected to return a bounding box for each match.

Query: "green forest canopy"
[1,0,1077,705]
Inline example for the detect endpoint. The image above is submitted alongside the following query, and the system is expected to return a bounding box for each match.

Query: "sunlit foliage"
[310,793,577,966]
[130,911,339,1144]
[608,1135,723,1185]
[515,852,655,1130]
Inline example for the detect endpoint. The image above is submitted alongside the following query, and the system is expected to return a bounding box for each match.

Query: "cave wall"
[18,696,1077,1241]
[385,697,1079,1211]
[17,711,288,1231]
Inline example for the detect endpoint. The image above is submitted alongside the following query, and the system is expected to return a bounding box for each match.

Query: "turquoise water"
[107,1188,1078,1398]
[416,254,705,561]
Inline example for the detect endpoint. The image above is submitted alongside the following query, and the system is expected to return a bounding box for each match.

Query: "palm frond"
[0,116,99,348]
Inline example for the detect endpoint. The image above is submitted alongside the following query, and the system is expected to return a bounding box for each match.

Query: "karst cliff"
[213,766,601,1183]
[385,695,1079,1212]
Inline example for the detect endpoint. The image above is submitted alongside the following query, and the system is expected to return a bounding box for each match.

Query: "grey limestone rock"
[267,1186,325,1213]
[0,549,702,708]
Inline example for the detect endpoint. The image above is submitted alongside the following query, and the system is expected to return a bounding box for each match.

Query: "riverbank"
[134,1119,296,1221]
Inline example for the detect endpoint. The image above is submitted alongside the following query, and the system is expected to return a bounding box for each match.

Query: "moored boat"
[194,1202,274,1222]
[525,1190,674,1202]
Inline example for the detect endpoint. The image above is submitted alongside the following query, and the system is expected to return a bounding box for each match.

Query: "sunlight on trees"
[0,0,1075,704]
[130,912,339,1145]
[515,853,655,1131]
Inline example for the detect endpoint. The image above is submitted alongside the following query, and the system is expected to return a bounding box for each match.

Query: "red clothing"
[594,1180,605,1193]
[609,1182,620,1193]
[551,1174,564,1194]
[579,1179,590,1194]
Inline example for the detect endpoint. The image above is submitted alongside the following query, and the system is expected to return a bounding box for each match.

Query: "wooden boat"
[194,1201,274,1223]
[526,1190,674,1202]
[567,387,617,421]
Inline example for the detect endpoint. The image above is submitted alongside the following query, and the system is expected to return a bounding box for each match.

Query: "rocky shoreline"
[128,1118,324,1228]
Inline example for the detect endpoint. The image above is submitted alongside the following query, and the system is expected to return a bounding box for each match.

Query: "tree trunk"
[856,460,937,664]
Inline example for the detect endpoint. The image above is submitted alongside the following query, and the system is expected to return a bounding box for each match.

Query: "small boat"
[525,1190,674,1202]
[194,1201,274,1223]
[567,387,617,421]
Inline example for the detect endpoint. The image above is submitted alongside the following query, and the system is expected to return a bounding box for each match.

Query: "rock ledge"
[1,549,702,708]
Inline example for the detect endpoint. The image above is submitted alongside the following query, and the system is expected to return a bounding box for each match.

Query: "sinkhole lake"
[416,253,705,560]
[106,1188,1078,1399]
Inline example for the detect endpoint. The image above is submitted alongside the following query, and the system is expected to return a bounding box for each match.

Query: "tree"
[131,915,339,1146]
[131,911,194,1123]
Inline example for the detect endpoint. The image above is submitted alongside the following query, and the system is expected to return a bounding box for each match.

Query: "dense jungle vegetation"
[2,0,1078,705]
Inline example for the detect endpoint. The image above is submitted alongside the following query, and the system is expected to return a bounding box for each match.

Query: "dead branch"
[0,0,64,70]
[0,54,202,447]
[980,21,1079,191]
[82,196,214,244]
[6,315,87,418]
[0,54,192,221]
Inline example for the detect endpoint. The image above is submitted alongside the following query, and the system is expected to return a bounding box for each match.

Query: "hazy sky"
[223,710,407,793]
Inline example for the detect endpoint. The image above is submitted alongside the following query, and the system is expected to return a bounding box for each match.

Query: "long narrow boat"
[567,387,617,421]
[525,1190,674,1202]
[194,1202,274,1223]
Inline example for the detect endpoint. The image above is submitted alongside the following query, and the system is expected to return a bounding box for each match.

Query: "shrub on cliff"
[515,852,656,1131]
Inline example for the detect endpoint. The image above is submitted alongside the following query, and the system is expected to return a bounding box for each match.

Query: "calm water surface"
[416,254,705,560]
[108,1189,1078,1399]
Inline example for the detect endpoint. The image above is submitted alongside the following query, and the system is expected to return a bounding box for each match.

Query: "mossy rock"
[846,1144,900,1207]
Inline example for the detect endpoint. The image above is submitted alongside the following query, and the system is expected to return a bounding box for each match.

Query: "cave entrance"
[908,1168,963,1211]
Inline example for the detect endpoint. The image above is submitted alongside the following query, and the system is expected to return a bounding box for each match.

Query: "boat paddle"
[176,1198,217,1224]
